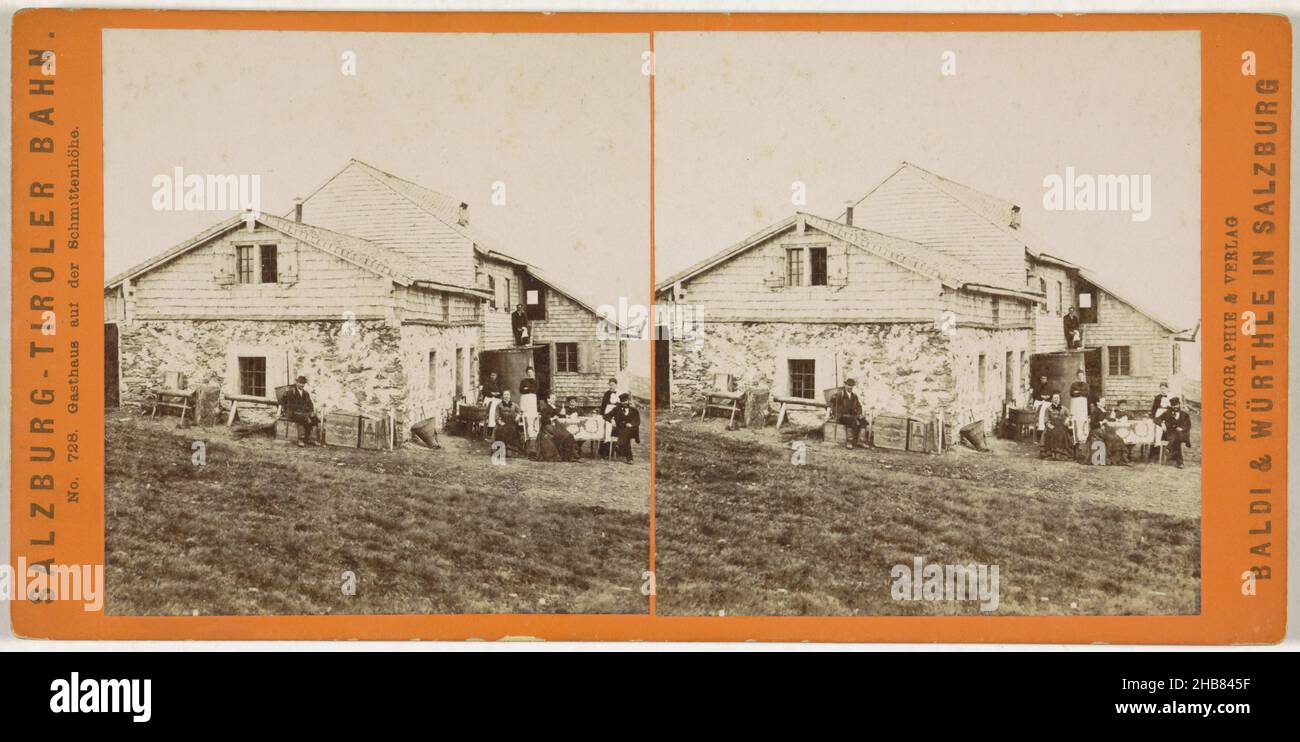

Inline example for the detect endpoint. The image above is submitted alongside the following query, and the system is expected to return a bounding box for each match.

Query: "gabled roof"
[849,162,1198,333]
[105,212,489,297]
[655,212,1038,300]
[308,159,605,314]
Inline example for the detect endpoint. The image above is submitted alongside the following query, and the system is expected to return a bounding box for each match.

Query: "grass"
[654,420,1200,616]
[105,416,650,616]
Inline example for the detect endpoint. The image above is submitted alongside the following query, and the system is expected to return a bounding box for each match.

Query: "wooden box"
[822,421,849,444]
[873,414,910,451]
[323,412,362,448]
[906,419,929,453]
[359,415,392,450]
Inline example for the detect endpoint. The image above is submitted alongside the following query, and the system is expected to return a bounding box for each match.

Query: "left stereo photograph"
[100,30,652,616]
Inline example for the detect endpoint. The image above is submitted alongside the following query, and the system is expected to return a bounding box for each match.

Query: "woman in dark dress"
[1040,393,1074,461]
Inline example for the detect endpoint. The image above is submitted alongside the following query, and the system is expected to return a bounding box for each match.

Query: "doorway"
[105,323,120,407]
[654,328,671,408]
[531,344,553,399]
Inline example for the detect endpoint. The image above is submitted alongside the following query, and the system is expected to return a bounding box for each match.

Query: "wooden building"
[655,162,1198,433]
[105,160,628,439]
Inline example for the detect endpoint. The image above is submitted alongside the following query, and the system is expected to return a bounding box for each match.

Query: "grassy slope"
[655,423,1200,616]
[106,419,649,616]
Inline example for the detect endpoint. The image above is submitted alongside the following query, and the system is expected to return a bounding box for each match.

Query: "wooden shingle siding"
[681,226,945,322]
[300,163,476,286]
[478,255,520,350]
[531,284,621,402]
[128,226,394,321]
[1082,291,1177,404]
[851,165,1028,288]
[394,286,481,325]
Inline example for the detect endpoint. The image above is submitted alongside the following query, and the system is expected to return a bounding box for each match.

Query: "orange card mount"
[9,10,1288,642]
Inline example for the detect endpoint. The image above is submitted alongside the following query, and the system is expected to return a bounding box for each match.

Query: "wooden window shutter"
[214,241,236,285]
[584,340,606,374]
[763,251,786,289]
[827,242,849,288]
[1133,344,1154,377]
[278,240,299,286]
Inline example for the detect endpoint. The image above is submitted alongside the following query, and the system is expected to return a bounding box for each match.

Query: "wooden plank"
[873,414,909,451]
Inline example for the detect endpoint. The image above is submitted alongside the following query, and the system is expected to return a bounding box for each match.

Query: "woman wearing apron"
[1068,369,1091,444]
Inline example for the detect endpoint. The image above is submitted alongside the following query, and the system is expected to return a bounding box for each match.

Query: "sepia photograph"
[652,32,1203,616]
[99,30,652,615]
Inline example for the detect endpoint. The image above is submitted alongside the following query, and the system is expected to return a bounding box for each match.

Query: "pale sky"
[103,29,651,373]
[654,31,1202,331]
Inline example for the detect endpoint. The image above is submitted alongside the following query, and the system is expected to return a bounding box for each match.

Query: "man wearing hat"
[831,378,866,449]
[282,375,320,447]
[1162,397,1193,468]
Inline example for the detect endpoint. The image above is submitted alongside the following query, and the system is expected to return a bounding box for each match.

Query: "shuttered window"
[786,249,804,286]
[488,276,496,309]
[259,244,278,283]
[809,247,828,286]
[1108,346,1131,376]
[237,245,256,284]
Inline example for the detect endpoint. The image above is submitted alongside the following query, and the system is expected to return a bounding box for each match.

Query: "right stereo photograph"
[652,31,1203,617]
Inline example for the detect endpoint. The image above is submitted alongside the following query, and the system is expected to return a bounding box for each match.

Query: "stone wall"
[399,323,482,433]
[670,320,1032,434]
[118,318,409,426]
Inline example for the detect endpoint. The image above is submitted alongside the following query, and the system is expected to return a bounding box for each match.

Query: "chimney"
[293,198,303,223]
[1009,204,1021,230]
[458,202,469,226]
[844,202,855,227]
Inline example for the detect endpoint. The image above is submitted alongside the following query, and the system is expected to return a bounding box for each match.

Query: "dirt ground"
[654,416,1201,617]
[105,413,650,616]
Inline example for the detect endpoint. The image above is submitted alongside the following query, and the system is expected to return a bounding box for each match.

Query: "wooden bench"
[700,373,743,425]
[224,392,281,426]
[773,395,828,427]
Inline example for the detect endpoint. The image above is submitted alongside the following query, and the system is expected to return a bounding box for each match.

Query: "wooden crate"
[323,412,362,448]
[359,414,393,450]
[873,414,910,451]
[906,419,929,453]
[822,421,848,444]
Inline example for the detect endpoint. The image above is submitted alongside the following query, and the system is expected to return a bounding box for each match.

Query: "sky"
[103,29,652,374]
[654,31,1202,332]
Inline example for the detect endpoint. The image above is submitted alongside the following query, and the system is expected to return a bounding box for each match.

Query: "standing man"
[831,378,866,450]
[511,303,530,346]
[1063,306,1082,349]
[1148,381,1172,461]
[1163,397,1193,468]
[282,375,320,448]
[604,393,641,464]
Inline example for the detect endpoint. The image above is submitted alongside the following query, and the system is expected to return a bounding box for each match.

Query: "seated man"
[603,393,641,464]
[492,391,524,454]
[830,378,866,449]
[281,375,320,447]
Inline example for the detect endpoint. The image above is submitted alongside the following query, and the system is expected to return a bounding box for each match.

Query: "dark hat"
[845,378,856,386]
[295,375,308,384]
[1170,397,1182,406]
[619,393,631,402]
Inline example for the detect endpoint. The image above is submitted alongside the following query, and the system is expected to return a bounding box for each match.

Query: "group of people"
[1034,372,1193,468]
[482,372,640,463]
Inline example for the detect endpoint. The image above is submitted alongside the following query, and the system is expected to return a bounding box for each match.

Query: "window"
[619,340,628,371]
[1056,281,1064,314]
[238,356,266,397]
[237,245,256,284]
[504,278,512,312]
[992,298,1001,325]
[488,276,497,309]
[455,348,464,397]
[259,244,278,283]
[786,248,804,287]
[1172,344,1181,374]
[427,351,437,393]
[1108,346,1131,376]
[978,354,987,394]
[525,282,547,321]
[788,359,816,399]
[1038,277,1048,313]
[809,247,828,286]
[556,342,580,373]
